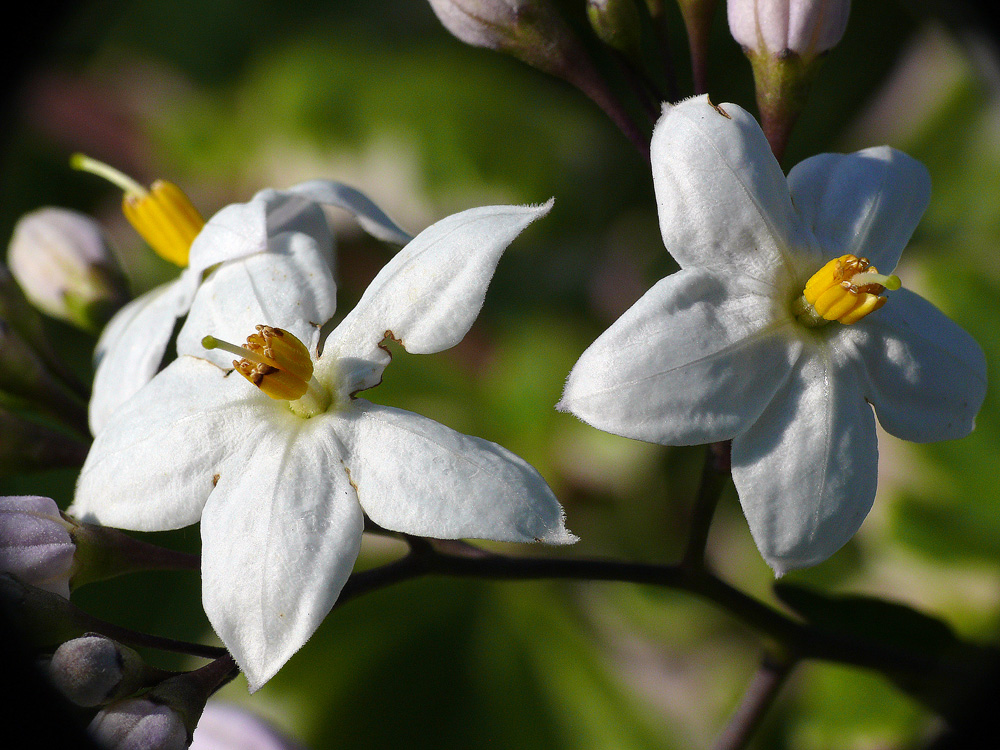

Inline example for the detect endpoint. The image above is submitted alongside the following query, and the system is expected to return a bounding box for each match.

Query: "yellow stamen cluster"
[204,326,314,401]
[121,180,204,268]
[70,153,205,268]
[795,254,901,327]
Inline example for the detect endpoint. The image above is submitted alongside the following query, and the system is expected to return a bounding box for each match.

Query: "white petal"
[281,180,412,245]
[344,400,575,544]
[177,231,338,364]
[650,95,814,281]
[321,202,552,392]
[89,279,190,434]
[200,420,364,691]
[839,289,986,442]
[187,200,269,278]
[559,268,800,445]
[73,357,262,531]
[787,146,931,272]
[732,346,879,575]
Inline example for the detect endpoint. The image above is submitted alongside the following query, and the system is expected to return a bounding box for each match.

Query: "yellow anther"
[203,326,314,401]
[71,154,204,268]
[794,254,900,327]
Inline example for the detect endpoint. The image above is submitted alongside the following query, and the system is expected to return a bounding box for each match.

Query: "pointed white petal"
[650,95,815,281]
[73,357,262,531]
[839,289,986,442]
[344,400,575,544]
[176,231,338,364]
[787,146,931,272]
[732,347,879,575]
[559,268,800,445]
[281,180,412,245]
[320,202,551,394]
[187,200,269,278]
[89,280,190,434]
[200,419,364,691]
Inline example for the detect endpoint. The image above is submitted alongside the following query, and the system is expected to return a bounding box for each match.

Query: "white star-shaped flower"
[72,198,574,690]
[559,95,986,575]
[88,179,410,434]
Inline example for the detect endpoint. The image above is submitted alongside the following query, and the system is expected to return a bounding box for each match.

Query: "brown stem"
[714,650,797,750]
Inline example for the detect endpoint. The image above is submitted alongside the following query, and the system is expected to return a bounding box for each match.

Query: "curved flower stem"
[714,649,797,750]
[681,442,731,571]
[337,542,966,682]
[71,607,227,660]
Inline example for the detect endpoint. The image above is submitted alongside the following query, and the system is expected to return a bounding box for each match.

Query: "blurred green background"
[2,1,999,748]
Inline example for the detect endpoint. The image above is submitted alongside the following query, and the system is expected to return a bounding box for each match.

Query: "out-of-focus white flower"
[73,198,575,690]
[191,703,304,750]
[727,0,851,58]
[560,95,986,575]
[0,495,75,598]
[6,207,128,332]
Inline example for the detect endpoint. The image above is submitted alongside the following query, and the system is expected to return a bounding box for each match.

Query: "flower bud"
[90,656,238,750]
[587,0,643,60]
[1,496,76,598]
[727,0,851,160]
[7,207,129,333]
[89,698,190,750]
[50,634,167,707]
[727,0,850,58]
[0,409,89,476]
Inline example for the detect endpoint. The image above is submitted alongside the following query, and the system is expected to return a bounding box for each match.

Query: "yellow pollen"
[795,254,901,327]
[71,154,205,268]
[202,326,314,401]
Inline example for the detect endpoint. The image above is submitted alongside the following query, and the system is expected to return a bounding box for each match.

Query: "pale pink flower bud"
[727,0,850,58]
[0,495,75,598]
[7,207,128,332]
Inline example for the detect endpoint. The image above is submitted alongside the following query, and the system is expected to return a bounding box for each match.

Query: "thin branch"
[681,442,730,570]
[332,544,964,682]
[714,650,797,750]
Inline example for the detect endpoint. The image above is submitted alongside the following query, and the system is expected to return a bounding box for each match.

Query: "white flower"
[88,179,411,434]
[72,198,574,690]
[559,95,986,575]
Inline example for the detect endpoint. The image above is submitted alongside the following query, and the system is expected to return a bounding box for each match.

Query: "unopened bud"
[7,207,129,333]
[428,0,645,154]
[428,0,581,75]
[727,0,851,160]
[90,656,238,750]
[50,634,168,707]
[587,0,643,60]
[0,407,88,476]
[1,496,76,598]
[727,0,850,58]
[89,698,190,750]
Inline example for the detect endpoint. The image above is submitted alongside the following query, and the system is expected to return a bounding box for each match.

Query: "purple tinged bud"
[89,699,190,750]
[7,207,129,333]
[727,0,850,58]
[50,635,161,707]
[0,495,75,598]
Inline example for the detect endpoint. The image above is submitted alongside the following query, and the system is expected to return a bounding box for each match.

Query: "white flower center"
[202,325,332,417]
